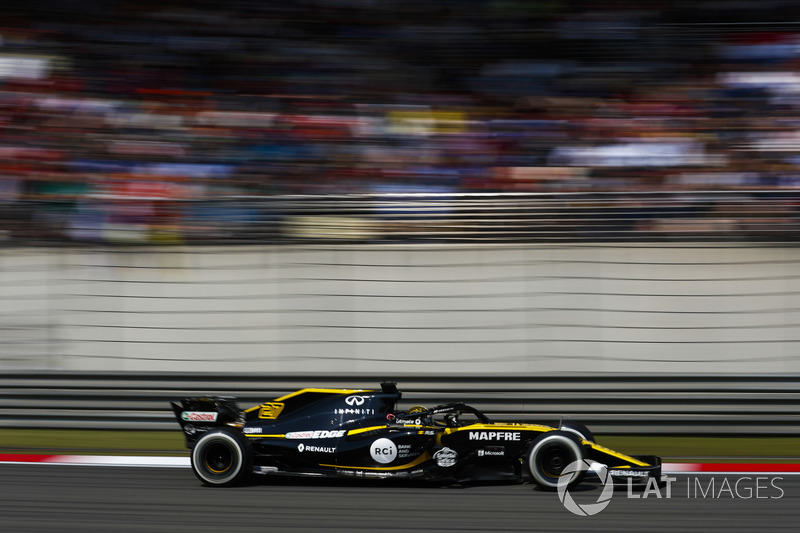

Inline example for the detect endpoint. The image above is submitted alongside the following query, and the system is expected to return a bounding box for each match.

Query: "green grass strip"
[0,430,187,456]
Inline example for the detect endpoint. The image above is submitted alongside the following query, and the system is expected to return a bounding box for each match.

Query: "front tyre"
[191,429,253,486]
[527,431,586,490]
[559,421,595,443]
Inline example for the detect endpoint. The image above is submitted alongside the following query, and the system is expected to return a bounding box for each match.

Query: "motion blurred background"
[1,1,800,436]
[2,0,800,243]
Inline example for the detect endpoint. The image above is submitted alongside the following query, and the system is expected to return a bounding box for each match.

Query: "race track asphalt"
[1,464,797,532]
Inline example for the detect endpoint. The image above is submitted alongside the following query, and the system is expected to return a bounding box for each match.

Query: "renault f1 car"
[171,382,661,489]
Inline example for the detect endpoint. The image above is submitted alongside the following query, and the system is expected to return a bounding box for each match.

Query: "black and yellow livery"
[170,382,661,489]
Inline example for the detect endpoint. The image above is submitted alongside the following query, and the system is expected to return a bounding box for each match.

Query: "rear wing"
[170,396,244,445]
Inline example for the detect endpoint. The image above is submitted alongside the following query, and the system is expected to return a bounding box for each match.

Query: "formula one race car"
[171,382,661,489]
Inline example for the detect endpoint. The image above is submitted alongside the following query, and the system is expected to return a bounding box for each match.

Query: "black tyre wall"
[190,428,253,487]
[526,431,586,490]
[559,421,595,443]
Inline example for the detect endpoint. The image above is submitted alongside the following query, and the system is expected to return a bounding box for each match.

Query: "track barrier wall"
[1,243,799,434]
[1,244,800,374]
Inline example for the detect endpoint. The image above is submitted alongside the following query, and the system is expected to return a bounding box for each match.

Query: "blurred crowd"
[2,0,800,243]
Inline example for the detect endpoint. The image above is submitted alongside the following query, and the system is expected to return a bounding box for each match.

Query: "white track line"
[2,456,799,474]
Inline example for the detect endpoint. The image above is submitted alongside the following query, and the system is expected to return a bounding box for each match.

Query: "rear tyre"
[191,429,253,486]
[527,431,586,490]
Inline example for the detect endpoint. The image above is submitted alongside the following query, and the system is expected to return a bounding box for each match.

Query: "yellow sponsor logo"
[258,402,285,419]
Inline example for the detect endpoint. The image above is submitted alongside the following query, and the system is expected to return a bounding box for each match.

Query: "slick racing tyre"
[559,421,595,443]
[191,429,253,486]
[527,431,586,490]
